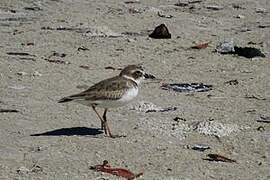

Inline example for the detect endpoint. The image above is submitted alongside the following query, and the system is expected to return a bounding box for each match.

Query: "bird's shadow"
[30,127,103,137]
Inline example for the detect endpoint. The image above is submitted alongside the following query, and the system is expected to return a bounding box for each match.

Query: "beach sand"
[0,0,269,179]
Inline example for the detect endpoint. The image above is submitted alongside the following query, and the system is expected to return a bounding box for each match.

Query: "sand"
[0,0,269,179]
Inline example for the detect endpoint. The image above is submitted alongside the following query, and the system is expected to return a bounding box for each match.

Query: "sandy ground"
[0,0,270,179]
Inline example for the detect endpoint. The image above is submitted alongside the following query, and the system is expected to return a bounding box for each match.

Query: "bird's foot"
[105,134,126,138]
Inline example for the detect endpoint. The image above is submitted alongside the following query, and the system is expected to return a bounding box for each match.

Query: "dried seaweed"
[161,83,212,93]
[257,116,270,123]
[204,154,236,163]
[90,160,143,180]
[0,109,19,113]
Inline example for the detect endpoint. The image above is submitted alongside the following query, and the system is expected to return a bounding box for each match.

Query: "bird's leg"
[100,111,105,130]
[103,109,113,138]
[101,122,105,130]
[92,106,107,135]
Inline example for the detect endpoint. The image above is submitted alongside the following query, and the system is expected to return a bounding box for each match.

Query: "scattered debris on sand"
[191,121,240,137]
[0,109,19,113]
[79,65,91,70]
[6,52,35,57]
[204,154,236,163]
[124,0,140,4]
[130,101,177,113]
[224,79,239,85]
[206,5,224,11]
[257,116,270,123]
[244,95,266,101]
[48,51,66,58]
[44,58,70,64]
[77,46,89,51]
[157,11,173,18]
[41,26,122,37]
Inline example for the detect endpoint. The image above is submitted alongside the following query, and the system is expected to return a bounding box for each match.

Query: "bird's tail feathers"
[58,97,73,103]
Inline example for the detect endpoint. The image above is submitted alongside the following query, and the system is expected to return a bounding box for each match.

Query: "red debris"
[90,160,143,180]
[191,42,210,49]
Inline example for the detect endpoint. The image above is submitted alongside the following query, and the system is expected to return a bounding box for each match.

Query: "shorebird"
[58,64,154,138]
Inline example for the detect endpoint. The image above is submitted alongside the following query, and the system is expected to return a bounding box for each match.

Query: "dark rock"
[24,7,42,11]
[149,24,171,39]
[234,46,265,58]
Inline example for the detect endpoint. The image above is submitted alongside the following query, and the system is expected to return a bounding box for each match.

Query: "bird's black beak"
[144,73,156,79]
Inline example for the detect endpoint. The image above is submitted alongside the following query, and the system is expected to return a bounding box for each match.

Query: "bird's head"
[119,64,155,85]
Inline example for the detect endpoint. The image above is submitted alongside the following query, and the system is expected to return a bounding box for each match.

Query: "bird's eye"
[134,71,143,76]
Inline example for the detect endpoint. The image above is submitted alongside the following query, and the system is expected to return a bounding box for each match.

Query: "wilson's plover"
[58,64,154,138]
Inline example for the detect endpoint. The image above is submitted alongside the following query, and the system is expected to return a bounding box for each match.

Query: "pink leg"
[92,106,107,135]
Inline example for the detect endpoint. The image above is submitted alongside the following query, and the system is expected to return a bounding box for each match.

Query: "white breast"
[118,87,138,103]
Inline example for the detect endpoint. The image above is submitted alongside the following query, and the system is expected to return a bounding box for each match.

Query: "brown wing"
[68,76,136,101]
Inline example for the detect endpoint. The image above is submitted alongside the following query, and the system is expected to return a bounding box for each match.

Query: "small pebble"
[17,72,27,76]
[157,11,173,18]
[33,71,42,77]
[257,126,265,132]
[77,46,89,51]
[232,4,245,9]
[191,144,210,152]
[127,38,136,42]
[128,8,142,14]
[235,14,245,19]
[206,5,224,10]
[215,39,235,54]
[124,0,140,4]
[257,116,270,123]
[255,8,266,13]
[9,85,26,90]
[224,79,239,85]
[175,2,189,7]
[173,117,186,122]
[16,166,30,174]
[189,0,203,4]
